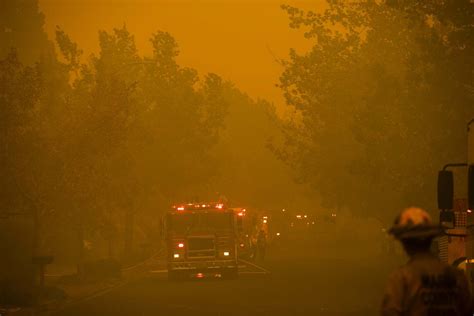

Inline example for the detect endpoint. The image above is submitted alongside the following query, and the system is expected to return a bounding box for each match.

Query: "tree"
[0,50,42,221]
[54,25,143,264]
[278,0,474,222]
[51,27,230,263]
[0,0,52,64]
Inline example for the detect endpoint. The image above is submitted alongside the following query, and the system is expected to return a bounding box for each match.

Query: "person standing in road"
[381,207,472,316]
[257,230,267,261]
[250,235,258,261]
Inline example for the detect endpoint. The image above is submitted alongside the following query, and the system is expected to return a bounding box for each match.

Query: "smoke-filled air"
[1,1,474,316]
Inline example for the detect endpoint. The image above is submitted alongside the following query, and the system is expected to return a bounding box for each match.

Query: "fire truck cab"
[163,203,238,280]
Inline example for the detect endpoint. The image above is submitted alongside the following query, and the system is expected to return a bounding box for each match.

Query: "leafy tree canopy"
[278,0,474,222]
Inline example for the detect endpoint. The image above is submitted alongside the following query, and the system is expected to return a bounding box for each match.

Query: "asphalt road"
[55,238,402,316]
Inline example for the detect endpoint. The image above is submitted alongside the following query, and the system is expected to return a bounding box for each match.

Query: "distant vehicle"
[231,207,269,260]
[162,203,238,280]
[288,213,317,240]
[230,207,251,259]
[231,207,287,259]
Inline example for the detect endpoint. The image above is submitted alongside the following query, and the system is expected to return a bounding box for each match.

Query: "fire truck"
[163,203,239,280]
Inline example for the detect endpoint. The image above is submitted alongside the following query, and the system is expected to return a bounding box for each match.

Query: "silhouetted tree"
[278,0,474,222]
[0,0,51,64]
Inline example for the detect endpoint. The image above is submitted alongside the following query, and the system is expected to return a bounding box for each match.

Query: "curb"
[9,250,165,316]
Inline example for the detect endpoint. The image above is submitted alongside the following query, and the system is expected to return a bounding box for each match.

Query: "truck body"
[466,120,474,285]
[231,207,274,259]
[231,207,291,260]
[436,119,474,288]
[164,203,238,279]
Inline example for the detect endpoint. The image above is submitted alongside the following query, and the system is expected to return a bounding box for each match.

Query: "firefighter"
[381,207,472,316]
[257,230,267,261]
[250,234,258,261]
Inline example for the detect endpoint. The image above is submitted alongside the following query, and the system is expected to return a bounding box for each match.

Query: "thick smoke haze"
[39,0,319,111]
[1,1,473,315]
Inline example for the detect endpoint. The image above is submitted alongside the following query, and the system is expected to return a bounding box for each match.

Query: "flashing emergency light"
[223,251,230,256]
[296,215,302,219]
[196,273,204,278]
[173,254,180,258]
[175,203,227,211]
[276,232,281,236]
[263,219,267,224]
[178,243,184,248]
[238,212,244,216]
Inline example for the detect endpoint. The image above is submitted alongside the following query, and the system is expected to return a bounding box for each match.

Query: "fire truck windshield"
[168,212,233,233]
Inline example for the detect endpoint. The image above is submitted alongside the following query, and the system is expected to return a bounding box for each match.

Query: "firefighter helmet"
[389,207,444,239]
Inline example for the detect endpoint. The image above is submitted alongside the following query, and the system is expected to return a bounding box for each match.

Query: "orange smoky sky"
[39,0,325,112]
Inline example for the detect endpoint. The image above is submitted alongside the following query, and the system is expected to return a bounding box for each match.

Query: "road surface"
[54,238,402,316]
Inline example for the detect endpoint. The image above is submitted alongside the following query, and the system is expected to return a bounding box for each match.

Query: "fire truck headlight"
[223,251,230,257]
[173,253,180,259]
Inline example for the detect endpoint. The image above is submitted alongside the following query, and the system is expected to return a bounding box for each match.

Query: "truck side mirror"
[438,170,454,210]
[439,210,455,228]
[469,165,474,211]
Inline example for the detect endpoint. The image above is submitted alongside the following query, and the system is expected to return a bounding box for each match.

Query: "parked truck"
[437,119,474,287]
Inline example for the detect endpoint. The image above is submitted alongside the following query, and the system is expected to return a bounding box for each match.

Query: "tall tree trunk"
[33,205,40,256]
[123,209,134,262]
[76,220,84,274]
[108,237,114,258]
